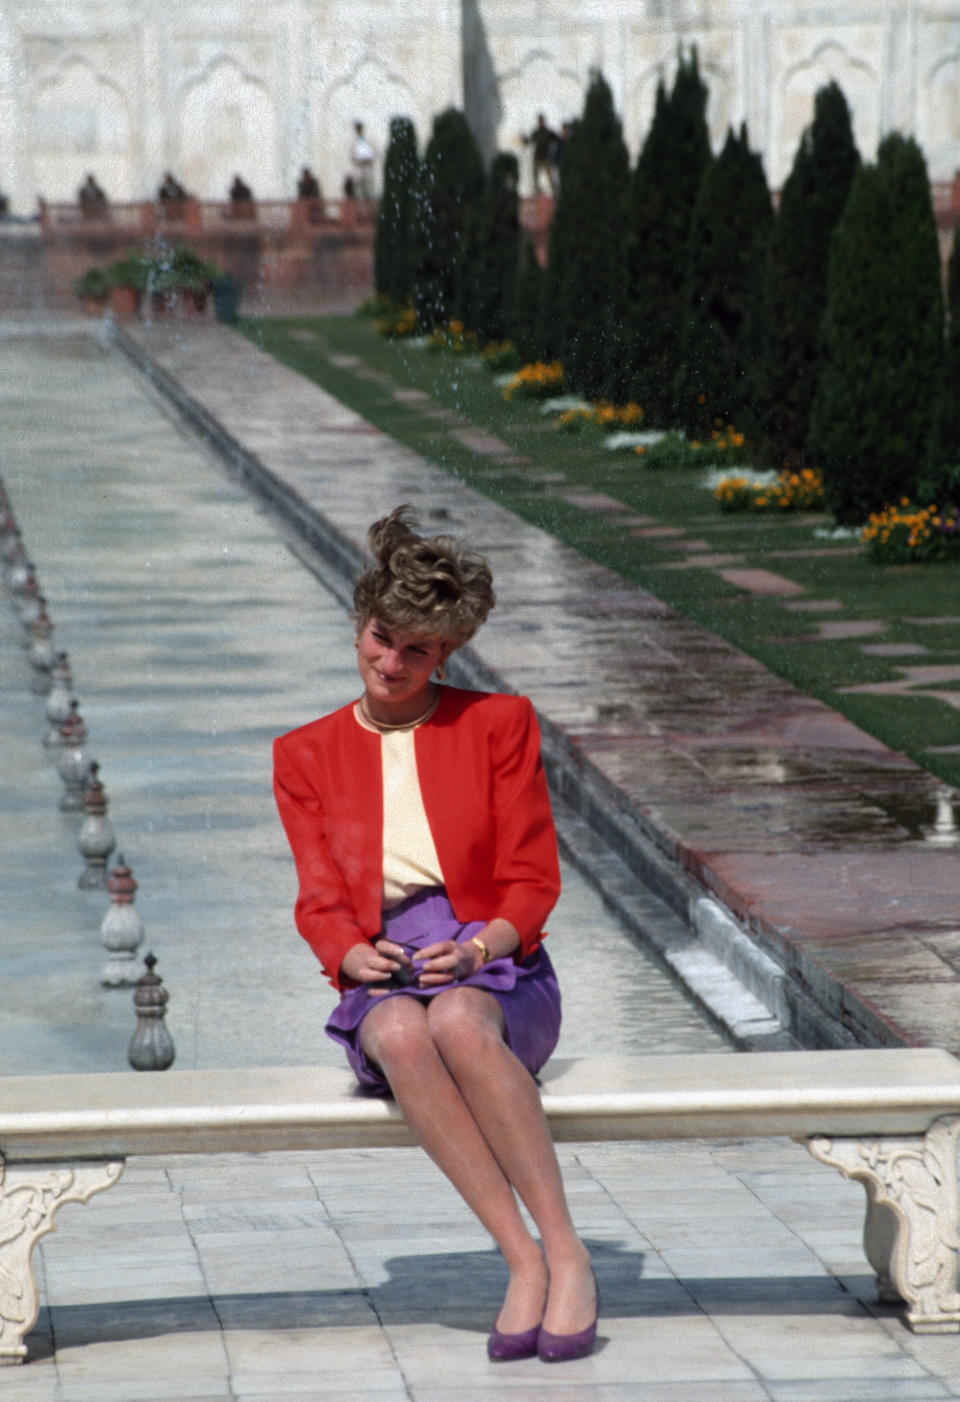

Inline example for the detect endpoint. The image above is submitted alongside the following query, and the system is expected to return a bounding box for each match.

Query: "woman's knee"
[360,997,433,1072]
[427,987,506,1063]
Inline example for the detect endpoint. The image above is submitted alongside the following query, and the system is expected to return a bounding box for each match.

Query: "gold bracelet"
[470,935,492,965]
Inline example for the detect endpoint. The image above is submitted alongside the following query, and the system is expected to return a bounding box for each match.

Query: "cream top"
[353,705,444,908]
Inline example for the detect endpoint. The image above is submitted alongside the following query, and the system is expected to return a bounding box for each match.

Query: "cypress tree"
[676,125,774,438]
[542,71,630,401]
[759,83,860,467]
[513,239,546,363]
[626,49,712,426]
[410,108,485,330]
[374,116,420,305]
[473,152,521,344]
[809,133,944,523]
[935,230,960,468]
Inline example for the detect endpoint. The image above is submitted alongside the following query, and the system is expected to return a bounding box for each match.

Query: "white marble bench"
[3,1047,960,1362]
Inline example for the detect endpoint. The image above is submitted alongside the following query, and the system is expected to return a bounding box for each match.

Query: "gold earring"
[354,636,359,648]
[436,662,446,681]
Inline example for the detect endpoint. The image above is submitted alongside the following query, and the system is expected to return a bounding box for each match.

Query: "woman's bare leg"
[359,995,547,1332]
[426,987,595,1336]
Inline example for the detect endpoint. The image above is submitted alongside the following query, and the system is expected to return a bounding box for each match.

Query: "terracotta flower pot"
[108,285,139,320]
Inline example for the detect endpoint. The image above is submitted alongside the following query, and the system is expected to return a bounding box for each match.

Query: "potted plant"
[150,246,220,316]
[73,265,111,315]
[106,253,149,319]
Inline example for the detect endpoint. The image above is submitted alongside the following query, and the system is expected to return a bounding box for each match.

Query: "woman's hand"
[417,919,520,985]
[415,939,483,986]
[340,939,414,993]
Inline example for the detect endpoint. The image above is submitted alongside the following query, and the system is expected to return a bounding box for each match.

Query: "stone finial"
[100,853,145,986]
[0,525,23,569]
[57,703,91,812]
[43,653,74,750]
[129,953,175,1071]
[78,763,116,888]
[27,603,55,693]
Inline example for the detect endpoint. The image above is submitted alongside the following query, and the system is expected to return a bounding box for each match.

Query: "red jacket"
[273,687,561,989]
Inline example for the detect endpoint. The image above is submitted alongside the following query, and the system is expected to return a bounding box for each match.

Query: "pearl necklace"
[357,687,440,731]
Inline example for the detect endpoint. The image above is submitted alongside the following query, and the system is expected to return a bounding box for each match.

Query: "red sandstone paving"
[689,850,960,941]
[560,491,633,512]
[717,568,807,597]
[783,599,844,612]
[860,642,930,656]
[666,553,746,568]
[841,665,960,695]
[450,426,515,455]
[816,619,885,639]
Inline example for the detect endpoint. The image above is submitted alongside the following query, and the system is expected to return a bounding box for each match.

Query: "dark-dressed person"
[296,166,321,200]
[273,506,597,1363]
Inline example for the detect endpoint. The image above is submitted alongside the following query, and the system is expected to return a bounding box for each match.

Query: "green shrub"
[374,117,420,305]
[758,83,860,469]
[676,125,773,440]
[542,72,629,402]
[625,49,712,427]
[411,108,485,330]
[809,133,944,523]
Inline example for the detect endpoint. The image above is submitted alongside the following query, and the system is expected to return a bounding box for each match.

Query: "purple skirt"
[325,887,561,1095]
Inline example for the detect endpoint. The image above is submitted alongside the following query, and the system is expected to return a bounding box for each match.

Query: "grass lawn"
[240,314,960,789]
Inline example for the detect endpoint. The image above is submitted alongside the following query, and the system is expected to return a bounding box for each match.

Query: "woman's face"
[356,617,451,721]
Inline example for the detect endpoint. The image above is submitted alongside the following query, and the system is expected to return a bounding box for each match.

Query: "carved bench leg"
[0,1155,124,1364]
[809,1116,960,1333]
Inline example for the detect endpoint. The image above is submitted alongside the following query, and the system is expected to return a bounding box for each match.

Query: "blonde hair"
[353,505,495,643]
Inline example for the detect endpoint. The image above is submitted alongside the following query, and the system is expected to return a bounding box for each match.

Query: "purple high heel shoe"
[537,1270,599,1363]
[487,1322,540,1362]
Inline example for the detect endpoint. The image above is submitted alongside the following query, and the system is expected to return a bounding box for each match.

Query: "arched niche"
[773,38,878,188]
[28,53,133,202]
[320,56,418,199]
[496,50,585,191]
[921,52,960,182]
[178,56,278,200]
[628,48,734,160]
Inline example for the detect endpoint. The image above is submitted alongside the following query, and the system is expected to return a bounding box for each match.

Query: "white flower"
[604,430,667,451]
[703,467,778,490]
[540,395,592,414]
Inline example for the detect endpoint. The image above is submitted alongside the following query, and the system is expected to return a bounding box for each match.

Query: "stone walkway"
[3,323,960,1399]
[117,319,960,1057]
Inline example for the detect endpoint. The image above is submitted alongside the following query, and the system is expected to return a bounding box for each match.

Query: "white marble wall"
[477,0,960,189]
[1,0,958,213]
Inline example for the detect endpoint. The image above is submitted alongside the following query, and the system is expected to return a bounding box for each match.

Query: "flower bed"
[863,501,960,563]
[479,340,520,372]
[373,304,417,339]
[426,319,476,354]
[714,467,825,513]
[502,361,566,400]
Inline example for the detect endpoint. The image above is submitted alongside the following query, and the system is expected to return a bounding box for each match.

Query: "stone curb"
[107,319,889,1054]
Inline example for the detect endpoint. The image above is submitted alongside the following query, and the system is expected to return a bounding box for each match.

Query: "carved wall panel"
[769,26,884,187]
[21,39,137,202]
[494,39,596,185]
[623,26,737,161]
[919,22,960,181]
[175,49,279,201]
[2,1,959,214]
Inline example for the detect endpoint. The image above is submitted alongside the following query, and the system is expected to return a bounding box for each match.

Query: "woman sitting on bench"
[273,505,597,1362]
